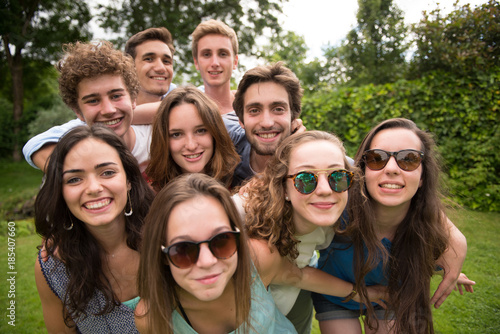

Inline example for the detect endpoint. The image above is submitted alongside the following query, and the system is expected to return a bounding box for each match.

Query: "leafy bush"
[301,68,500,211]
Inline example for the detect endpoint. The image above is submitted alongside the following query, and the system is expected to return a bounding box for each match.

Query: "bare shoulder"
[134,299,149,334]
[248,238,282,286]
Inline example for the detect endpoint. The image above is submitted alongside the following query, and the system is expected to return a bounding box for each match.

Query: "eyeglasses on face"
[363,149,424,171]
[161,231,240,269]
[287,169,354,195]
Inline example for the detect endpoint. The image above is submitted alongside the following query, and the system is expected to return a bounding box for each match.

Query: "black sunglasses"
[287,169,354,195]
[363,149,424,171]
[162,231,240,269]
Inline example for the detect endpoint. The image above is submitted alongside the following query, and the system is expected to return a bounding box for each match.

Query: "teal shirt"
[172,270,297,333]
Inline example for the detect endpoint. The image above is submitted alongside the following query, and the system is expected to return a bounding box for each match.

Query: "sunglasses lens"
[294,172,317,194]
[210,232,239,259]
[329,171,352,193]
[396,150,422,171]
[364,150,389,170]
[168,242,199,268]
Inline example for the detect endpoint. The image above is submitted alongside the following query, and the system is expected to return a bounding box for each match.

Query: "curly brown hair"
[244,131,352,260]
[56,41,139,115]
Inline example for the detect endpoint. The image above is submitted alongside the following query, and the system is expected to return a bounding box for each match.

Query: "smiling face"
[240,81,292,157]
[168,103,214,174]
[194,34,238,89]
[76,74,135,141]
[133,40,174,103]
[62,138,130,231]
[167,195,238,302]
[365,128,423,213]
[286,140,348,235]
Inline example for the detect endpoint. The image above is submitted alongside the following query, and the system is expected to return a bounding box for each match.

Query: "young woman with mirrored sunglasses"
[236,131,387,334]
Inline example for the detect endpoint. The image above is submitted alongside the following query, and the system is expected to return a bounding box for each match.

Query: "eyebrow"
[80,89,126,101]
[293,163,344,171]
[168,225,232,245]
[62,162,118,176]
[142,52,172,60]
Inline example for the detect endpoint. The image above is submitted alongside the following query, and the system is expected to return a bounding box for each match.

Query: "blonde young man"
[192,19,239,120]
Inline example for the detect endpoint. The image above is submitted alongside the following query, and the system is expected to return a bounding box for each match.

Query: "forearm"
[276,265,353,298]
[132,102,161,125]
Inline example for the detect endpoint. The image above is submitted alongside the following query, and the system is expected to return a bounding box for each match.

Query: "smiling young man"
[23,28,176,171]
[191,20,239,120]
[228,62,303,187]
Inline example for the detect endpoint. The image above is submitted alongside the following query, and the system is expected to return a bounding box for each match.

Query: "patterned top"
[38,251,139,333]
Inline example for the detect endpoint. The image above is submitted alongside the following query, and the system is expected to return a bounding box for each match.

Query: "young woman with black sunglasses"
[313,118,474,334]
[135,173,297,334]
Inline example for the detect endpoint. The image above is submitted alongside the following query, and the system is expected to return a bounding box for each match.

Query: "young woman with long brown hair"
[34,125,154,333]
[146,85,239,191]
[135,173,297,333]
[313,118,474,334]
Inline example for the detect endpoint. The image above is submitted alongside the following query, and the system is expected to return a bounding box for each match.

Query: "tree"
[324,0,409,87]
[0,0,92,161]
[410,0,500,78]
[96,0,287,78]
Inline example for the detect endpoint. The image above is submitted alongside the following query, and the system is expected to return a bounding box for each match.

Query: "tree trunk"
[11,50,24,162]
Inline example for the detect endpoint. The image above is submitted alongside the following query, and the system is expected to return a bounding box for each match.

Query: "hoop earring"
[64,214,74,231]
[124,190,133,217]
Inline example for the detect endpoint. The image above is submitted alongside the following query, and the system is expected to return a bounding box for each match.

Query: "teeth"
[186,153,202,159]
[381,184,403,189]
[209,71,222,75]
[152,77,166,81]
[84,198,111,210]
[258,133,278,139]
[97,118,121,126]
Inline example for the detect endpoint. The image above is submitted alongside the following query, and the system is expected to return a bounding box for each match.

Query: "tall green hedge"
[302,69,500,212]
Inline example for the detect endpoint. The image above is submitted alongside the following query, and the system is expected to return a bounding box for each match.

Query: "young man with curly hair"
[23,28,176,171]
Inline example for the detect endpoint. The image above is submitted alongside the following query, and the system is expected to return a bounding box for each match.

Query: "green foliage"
[301,69,500,212]
[27,98,75,137]
[0,160,43,220]
[410,0,500,78]
[97,0,287,77]
[323,0,409,87]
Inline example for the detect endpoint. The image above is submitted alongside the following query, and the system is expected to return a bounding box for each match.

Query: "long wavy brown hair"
[244,130,353,260]
[344,118,448,333]
[137,173,252,334]
[146,85,240,191]
[34,125,154,326]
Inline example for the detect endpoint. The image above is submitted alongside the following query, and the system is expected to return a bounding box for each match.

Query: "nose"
[210,54,220,67]
[101,97,116,115]
[185,134,198,151]
[384,156,401,174]
[259,110,274,128]
[196,243,218,268]
[86,175,103,195]
[314,173,332,196]
[153,58,166,73]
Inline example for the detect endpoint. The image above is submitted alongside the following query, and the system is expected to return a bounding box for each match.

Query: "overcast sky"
[281,0,489,58]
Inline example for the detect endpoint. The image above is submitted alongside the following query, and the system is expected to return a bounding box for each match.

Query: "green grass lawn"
[0,161,498,333]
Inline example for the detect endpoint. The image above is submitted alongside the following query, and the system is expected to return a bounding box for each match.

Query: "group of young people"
[26,19,474,334]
